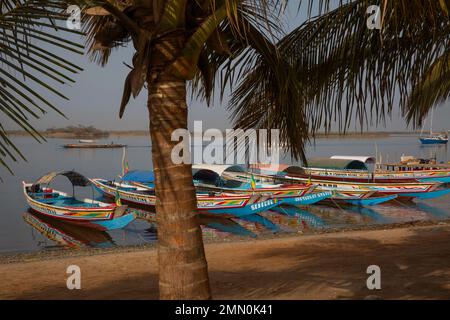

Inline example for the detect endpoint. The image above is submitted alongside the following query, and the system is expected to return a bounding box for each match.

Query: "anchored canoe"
[91,178,279,217]
[23,171,135,231]
[278,191,333,206]
[419,136,448,145]
[327,193,398,207]
[224,170,446,200]
[299,158,450,183]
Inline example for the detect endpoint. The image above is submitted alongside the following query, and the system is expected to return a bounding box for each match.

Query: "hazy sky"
[4,1,450,133]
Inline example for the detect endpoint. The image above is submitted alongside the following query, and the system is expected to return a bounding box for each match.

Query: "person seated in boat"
[30,184,42,193]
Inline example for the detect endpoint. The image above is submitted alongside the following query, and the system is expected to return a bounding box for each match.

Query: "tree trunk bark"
[147,38,211,300]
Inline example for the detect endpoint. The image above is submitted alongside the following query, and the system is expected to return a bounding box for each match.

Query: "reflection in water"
[21,200,450,250]
[415,203,450,219]
[23,211,115,249]
[199,214,257,239]
[3,135,450,252]
[237,214,280,232]
[346,206,391,224]
[269,206,326,228]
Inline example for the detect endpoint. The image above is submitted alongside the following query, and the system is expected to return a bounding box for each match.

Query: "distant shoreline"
[6,130,420,139]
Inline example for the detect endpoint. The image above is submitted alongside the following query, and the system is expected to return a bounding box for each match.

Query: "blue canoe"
[401,188,450,200]
[278,191,332,206]
[207,198,279,217]
[418,176,450,184]
[91,212,136,230]
[341,194,398,207]
[419,137,448,145]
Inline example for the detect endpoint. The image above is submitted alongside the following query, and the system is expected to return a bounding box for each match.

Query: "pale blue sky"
[4,1,450,132]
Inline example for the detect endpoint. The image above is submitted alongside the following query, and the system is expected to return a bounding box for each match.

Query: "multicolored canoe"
[300,158,450,184]
[224,170,449,200]
[23,171,135,231]
[194,181,332,206]
[323,192,398,207]
[91,178,279,217]
[281,174,448,200]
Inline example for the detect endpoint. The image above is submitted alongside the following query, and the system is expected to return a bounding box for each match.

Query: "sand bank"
[0,222,449,300]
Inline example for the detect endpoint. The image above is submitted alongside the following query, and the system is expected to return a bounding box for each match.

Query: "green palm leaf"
[0,0,84,179]
[230,0,450,161]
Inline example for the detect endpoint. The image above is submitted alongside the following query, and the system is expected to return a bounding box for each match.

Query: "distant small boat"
[78,139,95,143]
[63,143,126,149]
[419,108,448,145]
[419,136,448,145]
[23,171,135,231]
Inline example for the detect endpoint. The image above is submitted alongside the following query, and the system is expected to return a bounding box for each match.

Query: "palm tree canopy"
[230,0,450,161]
[0,0,83,177]
[2,0,450,173]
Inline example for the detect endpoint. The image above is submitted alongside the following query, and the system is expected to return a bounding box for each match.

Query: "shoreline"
[1,219,449,299]
[5,130,421,139]
[1,218,448,265]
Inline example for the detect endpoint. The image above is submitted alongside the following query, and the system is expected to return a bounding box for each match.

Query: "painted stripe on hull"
[279,192,332,206]
[401,188,450,200]
[341,194,397,207]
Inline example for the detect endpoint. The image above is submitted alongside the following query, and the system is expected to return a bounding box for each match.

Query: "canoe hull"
[23,183,134,231]
[279,191,332,206]
[92,179,279,217]
[419,138,448,145]
[340,194,397,206]
[400,188,450,200]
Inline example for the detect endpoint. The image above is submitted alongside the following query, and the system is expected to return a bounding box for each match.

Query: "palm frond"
[406,52,450,126]
[0,0,84,178]
[229,0,450,160]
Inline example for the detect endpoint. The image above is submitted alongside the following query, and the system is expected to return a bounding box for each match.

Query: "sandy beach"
[0,222,449,300]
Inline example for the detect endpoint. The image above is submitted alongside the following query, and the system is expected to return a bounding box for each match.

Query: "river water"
[0,134,449,253]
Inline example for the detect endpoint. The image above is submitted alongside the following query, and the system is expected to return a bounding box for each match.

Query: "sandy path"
[1,224,449,300]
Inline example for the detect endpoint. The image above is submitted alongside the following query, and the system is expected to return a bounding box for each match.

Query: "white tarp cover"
[330,155,376,164]
[191,164,245,177]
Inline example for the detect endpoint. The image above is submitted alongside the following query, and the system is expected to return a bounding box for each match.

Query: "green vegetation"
[44,125,109,138]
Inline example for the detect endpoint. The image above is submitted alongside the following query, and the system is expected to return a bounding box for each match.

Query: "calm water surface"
[0,134,449,253]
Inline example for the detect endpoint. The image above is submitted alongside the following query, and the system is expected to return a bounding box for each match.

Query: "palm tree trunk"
[147,38,211,299]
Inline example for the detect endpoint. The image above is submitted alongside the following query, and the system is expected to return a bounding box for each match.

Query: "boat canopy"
[250,164,290,173]
[192,164,245,176]
[192,164,245,187]
[122,170,155,183]
[33,171,91,187]
[305,157,369,170]
[330,155,376,164]
[281,166,304,174]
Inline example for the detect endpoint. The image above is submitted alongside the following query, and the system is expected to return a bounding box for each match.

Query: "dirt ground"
[1,223,449,300]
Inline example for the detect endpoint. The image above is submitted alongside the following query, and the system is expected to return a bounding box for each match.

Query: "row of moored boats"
[23,155,450,231]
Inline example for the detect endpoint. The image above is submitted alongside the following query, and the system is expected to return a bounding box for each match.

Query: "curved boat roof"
[192,164,245,176]
[192,164,245,187]
[33,171,91,187]
[122,170,155,183]
[330,155,376,164]
[305,158,369,170]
